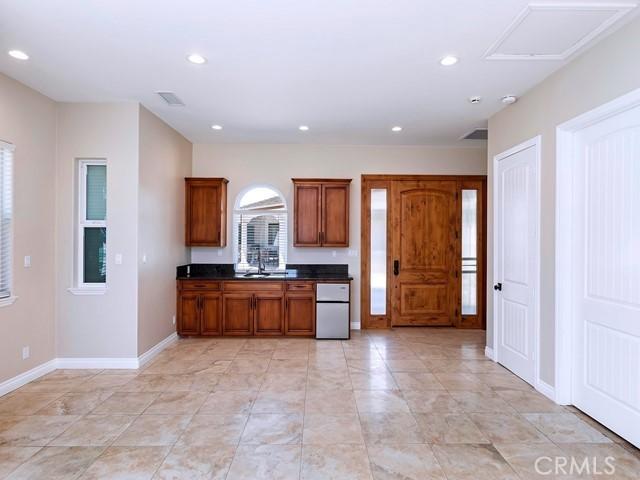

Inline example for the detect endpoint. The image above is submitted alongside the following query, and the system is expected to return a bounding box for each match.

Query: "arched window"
[234,186,287,271]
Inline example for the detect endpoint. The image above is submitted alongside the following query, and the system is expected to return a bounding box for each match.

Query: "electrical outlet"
[22,346,30,360]
[115,254,123,265]
[142,254,147,264]
[348,249,358,257]
[172,315,176,325]
[332,250,337,258]
[24,256,31,268]
[217,249,223,257]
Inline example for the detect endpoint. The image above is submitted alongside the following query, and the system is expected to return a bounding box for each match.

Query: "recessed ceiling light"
[391,126,403,132]
[299,125,309,131]
[8,50,29,60]
[187,53,207,64]
[439,55,458,66]
[211,124,223,130]
[501,95,518,105]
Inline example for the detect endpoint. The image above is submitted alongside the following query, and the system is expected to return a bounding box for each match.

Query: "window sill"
[67,287,107,296]
[0,296,18,308]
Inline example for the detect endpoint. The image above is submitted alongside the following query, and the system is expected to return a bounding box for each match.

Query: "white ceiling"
[0,0,636,145]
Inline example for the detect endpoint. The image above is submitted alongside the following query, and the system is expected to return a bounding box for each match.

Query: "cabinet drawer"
[179,280,221,291]
[286,282,315,292]
[223,281,284,292]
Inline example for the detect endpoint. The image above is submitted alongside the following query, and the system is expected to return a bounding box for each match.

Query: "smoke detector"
[501,95,518,105]
[468,96,482,104]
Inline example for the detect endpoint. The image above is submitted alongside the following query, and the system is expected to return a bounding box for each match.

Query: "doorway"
[492,137,541,387]
[556,88,640,448]
[361,175,486,330]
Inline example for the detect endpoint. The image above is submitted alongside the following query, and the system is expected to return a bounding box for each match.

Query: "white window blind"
[234,187,287,271]
[0,141,14,299]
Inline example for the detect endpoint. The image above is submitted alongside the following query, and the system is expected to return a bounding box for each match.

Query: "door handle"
[393,260,399,276]
[494,283,502,291]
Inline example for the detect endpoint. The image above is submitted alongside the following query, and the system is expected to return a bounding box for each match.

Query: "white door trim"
[555,87,640,405]
[492,135,542,392]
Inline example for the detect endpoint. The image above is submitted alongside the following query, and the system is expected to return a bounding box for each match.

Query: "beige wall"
[55,103,140,358]
[192,143,487,325]
[487,17,640,386]
[0,73,57,383]
[137,106,191,355]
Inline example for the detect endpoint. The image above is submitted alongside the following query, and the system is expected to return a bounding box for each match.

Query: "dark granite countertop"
[176,263,353,281]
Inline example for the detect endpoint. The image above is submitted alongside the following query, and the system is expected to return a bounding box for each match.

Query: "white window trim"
[0,140,14,304]
[75,159,107,291]
[0,296,17,307]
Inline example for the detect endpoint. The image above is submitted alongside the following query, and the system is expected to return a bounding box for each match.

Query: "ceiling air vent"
[156,91,185,106]
[460,128,488,141]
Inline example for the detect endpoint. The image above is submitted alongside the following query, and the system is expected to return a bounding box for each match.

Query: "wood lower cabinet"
[178,280,318,337]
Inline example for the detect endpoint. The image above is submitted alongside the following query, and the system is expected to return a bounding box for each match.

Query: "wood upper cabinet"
[285,287,315,336]
[293,179,351,247]
[185,178,228,246]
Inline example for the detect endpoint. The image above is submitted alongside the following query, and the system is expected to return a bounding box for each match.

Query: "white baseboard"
[138,333,178,368]
[55,357,140,369]
[484,346,495,361]
[0,359,58,397]
[536,378,556,402]
[350,322,361,330]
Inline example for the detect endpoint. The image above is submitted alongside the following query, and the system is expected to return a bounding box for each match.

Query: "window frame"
[76,159,107,291]
[233,185,288,272]
[0,140,15,306]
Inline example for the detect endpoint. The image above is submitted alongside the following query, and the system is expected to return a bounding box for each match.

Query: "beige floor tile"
[558,443,640,479]
[523,413,612,444]
[301,443,372,480]
[199,390,256,415]
[496,389,567,413]
[189,373,222,392]
[240,413,303,445]
[144,391,208,414]
[461,360,509,374]
[49,415,135,446]
[470,413,550,444]
[6,446,104,480]
[350,372,399,390]
[359,412,425,445]
[215,373,265,391]
[268,359,309,374]
[392,372,444,391]
[154,444,235,480]
[0,393,62,416]
[260,373,307,392]
[252,390,306,414]
[494,443,582,480]
[367,444,446,480]
[118,374,193,392]
[177,414,247,446]
[384,359,428,373]
[303,413,364,444]
[307,370,352,390]
[305,389,356,414]
[402,390,463,413]
[432,444,519,480]
[434,373,492,392]
[113,414,192,446]
[72,374,138,392]
[227,444,301,480]
[0,415,79,447]
[415,413,490,444]
[476,373,533,391]
[354,390,410,413]
[449,391,516,413]
[91,392,159,414]
[0,446,41,478]
[79,446,170,480]
[347,358,388,373]
[16,378,82,393]
[227,358,271,375]
[35,391,114,415]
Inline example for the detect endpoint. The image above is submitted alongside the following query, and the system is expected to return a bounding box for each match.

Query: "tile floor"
[0,328,638,479]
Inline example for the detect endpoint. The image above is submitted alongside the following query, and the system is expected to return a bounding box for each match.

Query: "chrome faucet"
[257,249,266,274]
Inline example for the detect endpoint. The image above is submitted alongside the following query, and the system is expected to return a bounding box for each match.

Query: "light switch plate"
[22,346,30,360]
[24,256,31,268]
[348,249,358,257]
[115,254,123,265]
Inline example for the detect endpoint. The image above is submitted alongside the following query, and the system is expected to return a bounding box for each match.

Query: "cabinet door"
[201,292,223,336]
[322,183,350,247]
[177,292,201,335]
[285,292,316,336]
[186,179,227,247]
[294,183,322,246]
[223,293,253,336]
[254,293,285,336]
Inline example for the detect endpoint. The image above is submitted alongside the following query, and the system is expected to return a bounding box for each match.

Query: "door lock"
[393,260,399,276]
[494,283,502,291]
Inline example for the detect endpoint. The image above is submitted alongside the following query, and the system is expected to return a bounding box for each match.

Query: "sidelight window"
[461,189,478,315]
[370,189,387,315]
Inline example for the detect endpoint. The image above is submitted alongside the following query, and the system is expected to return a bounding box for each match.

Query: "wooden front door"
[390,180,459,326]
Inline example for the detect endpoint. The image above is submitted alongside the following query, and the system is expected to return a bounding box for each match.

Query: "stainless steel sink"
[243,272,271,278]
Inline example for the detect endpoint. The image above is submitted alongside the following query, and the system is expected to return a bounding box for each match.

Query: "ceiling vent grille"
[461,128,488,141]
[156,91,185,106]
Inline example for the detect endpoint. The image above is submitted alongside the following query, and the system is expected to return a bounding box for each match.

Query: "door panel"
[223,293,253,335]
[322,184,349,246]
[495,142,538,385]
[391,180,458,326]
[294,184,322,246]
[285,293,315,336]
[201,292,222,336]
[177,292,200,335]
[188,184,220,244]
[254,293,284,336]
[572,107,640,447]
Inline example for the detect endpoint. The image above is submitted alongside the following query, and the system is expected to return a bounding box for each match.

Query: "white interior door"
[495,139,539,385]
[571,104,640,447]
